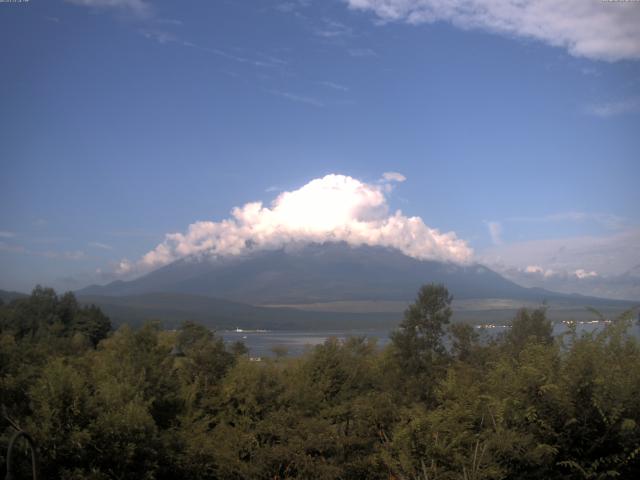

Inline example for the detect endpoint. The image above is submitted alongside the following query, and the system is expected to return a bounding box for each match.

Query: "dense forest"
[1,285,639,479]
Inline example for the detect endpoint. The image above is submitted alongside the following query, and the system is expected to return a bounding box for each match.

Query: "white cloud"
[486,221,503,245]
[586,97,640,117]
[382,171,407,182]
[344,0,640,62]
[481,229,640,299]
[497,262,639,300]
[66,0,151,18]
[120,173,473,276]
[315,18,354,38]
[140,30,177,45]
[524,265,556,278]
[574,268,598,279]
[482,229,640,277]
[0,231,15,238]
[115,259,134,275]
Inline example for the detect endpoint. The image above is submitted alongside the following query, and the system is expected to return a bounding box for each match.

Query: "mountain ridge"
[0,289,28,303]
[76,291,398,330]
[78,242,631,307]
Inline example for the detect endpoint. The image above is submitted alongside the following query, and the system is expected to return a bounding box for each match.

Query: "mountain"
[497,263,640,302]
[0,289,28,303]
[77,292,397,330]
[78,242,630,307]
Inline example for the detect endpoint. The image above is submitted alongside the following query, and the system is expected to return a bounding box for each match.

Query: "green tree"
[449,322,480,362]
[230,340,249,357]
[390,283,453,402]
[506,307,553,354]
[72,304,111,346]
[0,287,110,346]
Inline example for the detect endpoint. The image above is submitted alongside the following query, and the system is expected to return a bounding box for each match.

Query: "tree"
[72,304,111,346]
[449,322,479,362]
[271,345,289,359]
[230,340,249,357]
[390,283,453,402]
[0,288,110,347]
[394,284,453,354]
[506,307,553,354]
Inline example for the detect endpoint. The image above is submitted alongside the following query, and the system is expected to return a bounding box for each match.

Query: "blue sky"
[1,0,639,298]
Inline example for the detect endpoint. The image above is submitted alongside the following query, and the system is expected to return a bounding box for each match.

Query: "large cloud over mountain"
[345,0,640,62]
[116,174,472,275]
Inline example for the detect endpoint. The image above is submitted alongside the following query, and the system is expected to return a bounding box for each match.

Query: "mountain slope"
[78,242,627,306]
[77,292,397,330]
[0,289,28,303]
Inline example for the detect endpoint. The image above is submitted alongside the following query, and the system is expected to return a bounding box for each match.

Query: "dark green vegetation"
[2,285,640,479]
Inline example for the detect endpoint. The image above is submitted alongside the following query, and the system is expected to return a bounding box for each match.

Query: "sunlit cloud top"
[116,173,473,276]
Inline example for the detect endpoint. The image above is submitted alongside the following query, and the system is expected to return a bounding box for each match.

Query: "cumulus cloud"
[500,263,640,300]
[115,259,134,275]
[344,0,640,62]
[524,265,556,278]
[118,174,472,276]
[481,229,640,299]
[382,171,407,182]
[481,229,640,277]
[574,268,598,279]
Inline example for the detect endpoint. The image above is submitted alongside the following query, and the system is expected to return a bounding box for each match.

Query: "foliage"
[390,283,453,403]
[1,286,639,479]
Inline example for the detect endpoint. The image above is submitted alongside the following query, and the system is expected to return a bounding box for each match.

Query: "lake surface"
[221,321,640,358]
[221,328,392,357]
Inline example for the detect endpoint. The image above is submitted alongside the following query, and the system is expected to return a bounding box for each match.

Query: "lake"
[220,320,640,358]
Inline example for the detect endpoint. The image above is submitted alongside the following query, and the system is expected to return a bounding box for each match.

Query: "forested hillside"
[1,286,639,479]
